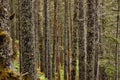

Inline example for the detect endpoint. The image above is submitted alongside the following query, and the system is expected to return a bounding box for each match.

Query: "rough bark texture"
[44,0,52,80]
[115,0,120,80]
[34,0,39,68]
[9,0,15,41]
[94,0,99,80]
[86,0,96,80]
[67,1,71,79]
[16,0,19,40]
[99,0,104,57]
[9,0,15,46]
[77,0,86,80]
[71,0,77,80]
[58,0,64,67]
[0,0,20,79]
[0,0,14,71]
[53,0,60,80]
[52,0,57,79]
[39,0,44,73]
[64,0,69,80]
[19,0,37,80]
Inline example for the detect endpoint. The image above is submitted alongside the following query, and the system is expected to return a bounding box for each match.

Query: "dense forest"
[0,0,119,80]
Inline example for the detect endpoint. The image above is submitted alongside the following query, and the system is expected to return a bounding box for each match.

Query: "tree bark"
[71,0,78,80]
[44,0,52,79]
[19,0,37,79]
[64,0,70,79]
[86,0,96,80]
[78,0,86,80]
[34,0,40,69]
[115,0,120,80]
[0,0,14,71]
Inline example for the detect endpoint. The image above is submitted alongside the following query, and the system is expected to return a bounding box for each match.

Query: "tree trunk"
[0,0,13,71]
[78,0,86,80]
[64,0,70,79]
[16,0,20,40]
[0,0,20,79]
[39,0,45,73]
[71,0,78,80]
[52,0,57,79]
[19,0,37,79]
[94,0,100,80]
[34,0,39,68]
[115,0,120,80]
[44,0,52,79]
[53,0,60,80]
[86,0,96,80]
[9,0,15,59]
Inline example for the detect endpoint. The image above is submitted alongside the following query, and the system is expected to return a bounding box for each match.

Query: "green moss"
[0,69,20,80]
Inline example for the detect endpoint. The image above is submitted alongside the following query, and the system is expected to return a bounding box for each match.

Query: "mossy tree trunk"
[0,0,13,71]
[0,0,20,79]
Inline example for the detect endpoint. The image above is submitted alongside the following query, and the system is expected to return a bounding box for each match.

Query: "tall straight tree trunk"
[64,0,70,79]
[19,0,37,80]
[53,0,60,80]
[78,0,86,80]
[69,0,73,52]
[9,0,15,58]
[86,0,96,80]
[18,0,22,72]
[69,1,73,79]
[52,0,57,79]
[94,0,100,80]
[95,0,104,80]
[55,0,60,79]
[99,0,104,57]
[115,0,120,80]
[71,1,78,80]
[9,0,15,38]
[16,0,20,40]
[34,0,39,68]
[58,0,64,67]
[67,1,71,80]
[37,0,41,69]
[44,0,52,80]
[39,0,45,73]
